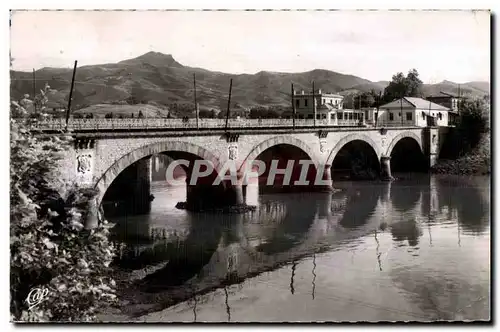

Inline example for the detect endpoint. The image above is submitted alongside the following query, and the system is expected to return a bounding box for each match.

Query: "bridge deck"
[26,118,421,135]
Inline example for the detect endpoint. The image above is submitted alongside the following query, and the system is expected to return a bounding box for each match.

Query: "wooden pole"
[225,78,233,131]
[312,81,316,127]
[32,68,36,113]
[375,91,381,128]
[291,83,296,129]
[193,73,199,129]
[65,60,78,128]
[400,94,403,126]
[428,98,432,126]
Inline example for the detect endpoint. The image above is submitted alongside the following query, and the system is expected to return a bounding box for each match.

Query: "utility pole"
[65,60,78,128]
[400,93,403,126]
[193,73,199,129]
[375,91,381,128]
[428,99,432,126]
[312,81,316,127]
[458,83,461,114]
[291,83,296,129]
[32,68,36,113]
[225,78,233,131]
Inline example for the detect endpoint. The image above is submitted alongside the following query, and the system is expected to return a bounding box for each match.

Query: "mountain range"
[10,51,490,111]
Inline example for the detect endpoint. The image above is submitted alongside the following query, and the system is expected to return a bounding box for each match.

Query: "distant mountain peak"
[137,51,173,59]
[120,51,183,68]
[439,79,457,85]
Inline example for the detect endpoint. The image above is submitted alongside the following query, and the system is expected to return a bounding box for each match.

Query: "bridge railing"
[24,118,374,131]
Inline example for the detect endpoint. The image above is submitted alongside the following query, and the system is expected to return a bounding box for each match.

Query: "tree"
[383,69,423,102]
[457,98,489,153]
[353,91,377,109]
[10,99,116,322]
[405,69,423,97]
[11,83,52,119]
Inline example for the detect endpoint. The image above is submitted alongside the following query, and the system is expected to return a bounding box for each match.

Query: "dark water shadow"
[337,182,385,229]
[252,194,319,255]
[434,175,490,235]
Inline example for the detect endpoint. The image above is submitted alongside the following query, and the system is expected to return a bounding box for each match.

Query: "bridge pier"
[314,164,333,192]
[242,184,247,202]
[227,181,244,206]
[380,156,394,181]
[132,157,153,214]
[185,174,246,211]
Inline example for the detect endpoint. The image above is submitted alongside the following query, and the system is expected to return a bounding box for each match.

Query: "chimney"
[318,89,322,94]
[301,90,305,95]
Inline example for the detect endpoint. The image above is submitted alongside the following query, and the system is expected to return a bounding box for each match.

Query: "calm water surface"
[108,174,490,322]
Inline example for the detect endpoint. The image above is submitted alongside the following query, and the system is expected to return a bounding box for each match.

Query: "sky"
[10,10,491,83]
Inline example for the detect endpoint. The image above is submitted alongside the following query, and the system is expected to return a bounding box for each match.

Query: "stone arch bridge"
[35,119,449,228]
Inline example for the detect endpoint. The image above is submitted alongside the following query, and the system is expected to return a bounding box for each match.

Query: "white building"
[376,97,451,127]
[293,89,344,121]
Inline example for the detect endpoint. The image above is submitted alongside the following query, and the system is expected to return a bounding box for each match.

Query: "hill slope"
[10,52,489,110]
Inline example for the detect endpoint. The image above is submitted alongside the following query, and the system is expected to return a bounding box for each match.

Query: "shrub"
[456,98,489,155]
[10,95,117,322]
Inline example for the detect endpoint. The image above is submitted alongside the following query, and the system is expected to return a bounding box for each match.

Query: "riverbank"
[431,133,490,176]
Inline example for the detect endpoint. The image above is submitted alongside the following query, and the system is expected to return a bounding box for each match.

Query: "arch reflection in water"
[336,181,385,229]
[110,174,490,321]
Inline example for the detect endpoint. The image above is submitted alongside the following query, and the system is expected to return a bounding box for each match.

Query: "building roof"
[404,97,450,110]
[380,97,450,111]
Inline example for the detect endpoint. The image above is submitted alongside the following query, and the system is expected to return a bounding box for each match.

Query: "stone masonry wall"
[56,127,428,203]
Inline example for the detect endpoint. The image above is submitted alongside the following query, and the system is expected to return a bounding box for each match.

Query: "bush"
[10,100,117,321]
[456,98,489,154]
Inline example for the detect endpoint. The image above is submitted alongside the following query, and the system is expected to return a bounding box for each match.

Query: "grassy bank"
[431,132,490,175]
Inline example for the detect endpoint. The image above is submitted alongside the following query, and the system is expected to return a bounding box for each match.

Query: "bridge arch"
[326,133,382,166]
[95,140,222,204]
[385,131,423,157]
[239,135,320,172]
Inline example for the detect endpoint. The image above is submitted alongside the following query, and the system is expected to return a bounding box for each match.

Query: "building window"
[331,113,335,119]
[305,99,308,107]
[322,114,326,119]
[307,114,313,119]
[438,112,443,120]
[349,113,353,120]
[422,111,425,119]
[322,98,326,105]
[389,112,394,121]
[295,99,300,108]
[338,112,343,120]
[406,112,412,121]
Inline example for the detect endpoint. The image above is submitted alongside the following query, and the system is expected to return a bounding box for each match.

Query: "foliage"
[350,90,379,109]
[248,106,284,119]
[383,69,423,102]
[10,96,117,322]
[198,109,217,118]
[456,98,489,153]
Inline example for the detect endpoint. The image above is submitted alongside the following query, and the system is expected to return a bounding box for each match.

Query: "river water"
[107,174,490,322]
